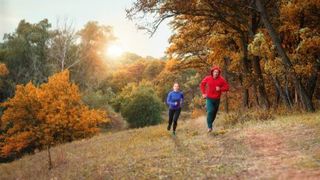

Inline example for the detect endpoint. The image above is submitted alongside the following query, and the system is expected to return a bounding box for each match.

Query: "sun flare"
[106,44,124,58]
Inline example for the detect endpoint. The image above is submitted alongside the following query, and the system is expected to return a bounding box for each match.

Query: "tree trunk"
[239,33,251,109]
[295,88,298,104]
[306,60,320,98]
[255,0,315,112]
[253,85,260,107]
[284,75,293,107]
[223,57,230,113]
[274,82,280,107]
[249,11,270,109]
[272,76,292,109]
[47,145,52,170]
[252,56,270,109]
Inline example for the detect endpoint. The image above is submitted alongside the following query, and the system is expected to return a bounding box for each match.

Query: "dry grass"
[0,111,320,179]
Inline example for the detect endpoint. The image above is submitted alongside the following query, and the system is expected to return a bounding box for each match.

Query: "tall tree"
[75,21,116,90]
[1,19,52,85]
[0,70,107,164]
[255,0,316,111]
[48,19,80,72]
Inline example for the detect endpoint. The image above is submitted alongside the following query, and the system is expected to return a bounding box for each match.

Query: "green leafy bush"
[119,81,164,128]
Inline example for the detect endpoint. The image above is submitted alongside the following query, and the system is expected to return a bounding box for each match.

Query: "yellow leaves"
[279,0,320,51]
[165,58,179,71]
[206,32,241,68]
[1,131,34,156]
[280,1,300,25]
[280,0,320,29]
[166,43,178,55]
[264,57,286,76]
[293,63,313,77]
[207,48,224,66]
[287,28,320,77]
[296,28,320,57]
[248,32,275,60]
[0,70,108,158]
[167,15,213,58]
[78,107,108,133]
[207,33,227,48]
[247,32,294,76]
[40,70,80,102]
[1,82,39,128]
[248,32,266,56]
[227,53,242,74]
[0,63,9,77]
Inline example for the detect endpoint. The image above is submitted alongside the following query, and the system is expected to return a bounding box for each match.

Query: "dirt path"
[189,115,320,179]
[243,128,320,179]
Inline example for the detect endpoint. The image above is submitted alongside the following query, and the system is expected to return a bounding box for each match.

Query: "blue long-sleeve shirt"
[166,91,184,110]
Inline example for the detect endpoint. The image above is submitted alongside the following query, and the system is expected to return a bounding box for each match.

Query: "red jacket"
[200,66,229,99]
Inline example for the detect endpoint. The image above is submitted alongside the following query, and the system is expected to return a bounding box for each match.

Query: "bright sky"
[0,0,172,58]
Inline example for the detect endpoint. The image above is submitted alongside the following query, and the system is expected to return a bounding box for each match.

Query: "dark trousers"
[168,108,181,131]
[206,98,220,129]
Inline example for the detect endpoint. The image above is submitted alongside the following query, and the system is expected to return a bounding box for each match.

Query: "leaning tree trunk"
[255,0,315,112]
[272,75,292,109]
[284,75,294,107]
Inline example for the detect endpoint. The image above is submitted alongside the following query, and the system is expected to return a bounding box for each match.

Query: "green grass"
[0,111,320,179]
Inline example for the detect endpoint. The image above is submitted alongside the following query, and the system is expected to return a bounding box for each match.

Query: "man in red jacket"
[200,66,229,132]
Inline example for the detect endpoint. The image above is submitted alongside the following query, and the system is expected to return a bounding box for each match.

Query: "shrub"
[120,82,164,128]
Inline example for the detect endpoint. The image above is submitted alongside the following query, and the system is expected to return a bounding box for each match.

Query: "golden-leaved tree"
[0,70,108,165]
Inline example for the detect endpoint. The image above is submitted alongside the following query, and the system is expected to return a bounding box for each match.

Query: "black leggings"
[168,108,181,131]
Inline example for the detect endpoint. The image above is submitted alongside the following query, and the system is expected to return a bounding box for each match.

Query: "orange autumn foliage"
[0,63,9,77]
[0,70,108,158]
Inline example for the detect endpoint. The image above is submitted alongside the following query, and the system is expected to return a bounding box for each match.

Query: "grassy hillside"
[1,112,320,179]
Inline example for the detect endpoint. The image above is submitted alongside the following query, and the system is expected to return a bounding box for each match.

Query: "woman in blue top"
[166,82,184,135]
